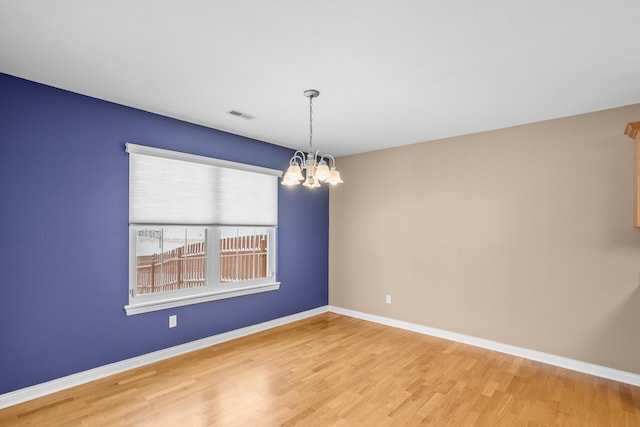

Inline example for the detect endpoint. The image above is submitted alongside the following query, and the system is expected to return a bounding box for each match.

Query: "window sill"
[124,282,280,316]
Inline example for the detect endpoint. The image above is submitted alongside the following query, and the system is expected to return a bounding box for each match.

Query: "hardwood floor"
[2,312,639,426]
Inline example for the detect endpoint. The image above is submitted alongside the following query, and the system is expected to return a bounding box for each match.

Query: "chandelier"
[281,89,343,188]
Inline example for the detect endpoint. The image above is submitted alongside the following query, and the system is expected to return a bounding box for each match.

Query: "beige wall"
[329,104,640,374]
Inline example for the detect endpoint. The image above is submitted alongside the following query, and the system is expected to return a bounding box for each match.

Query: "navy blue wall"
[0,73,329,394]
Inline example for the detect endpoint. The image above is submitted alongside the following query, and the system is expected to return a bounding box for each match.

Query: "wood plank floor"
[2,312,639,426]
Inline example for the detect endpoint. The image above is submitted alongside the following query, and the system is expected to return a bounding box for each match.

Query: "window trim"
[124,281,280,316]
[125,142,283,177]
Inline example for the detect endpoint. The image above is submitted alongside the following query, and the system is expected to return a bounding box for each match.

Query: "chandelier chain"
[308,95,313,152]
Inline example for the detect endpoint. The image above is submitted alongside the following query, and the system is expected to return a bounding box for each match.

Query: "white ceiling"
[1,1,639,157]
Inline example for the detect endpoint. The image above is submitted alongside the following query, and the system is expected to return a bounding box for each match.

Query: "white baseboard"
[3,304,638,410]
[0,306,329,410]
[328,305,640,387]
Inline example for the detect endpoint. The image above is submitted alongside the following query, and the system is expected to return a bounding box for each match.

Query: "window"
[125,143,281,315]
[134,227,207,296]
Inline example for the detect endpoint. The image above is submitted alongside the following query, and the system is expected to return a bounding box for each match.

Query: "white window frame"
[126,226,278,316]
[124,144,281,316]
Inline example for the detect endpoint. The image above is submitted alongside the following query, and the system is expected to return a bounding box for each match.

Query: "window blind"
[126,143,281,226]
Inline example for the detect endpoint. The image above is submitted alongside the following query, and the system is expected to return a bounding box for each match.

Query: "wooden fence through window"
[136,234,268,295]
[220,234,268,283]
[136,242,206,295]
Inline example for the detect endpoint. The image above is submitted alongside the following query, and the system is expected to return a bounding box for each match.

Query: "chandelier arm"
[321,154,336,168]
[290,151,306,166]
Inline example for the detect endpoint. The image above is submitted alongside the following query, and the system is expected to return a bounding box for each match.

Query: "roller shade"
[127,143,281,226]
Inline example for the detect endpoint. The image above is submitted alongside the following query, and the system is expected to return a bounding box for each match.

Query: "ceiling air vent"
[227,110,255,120]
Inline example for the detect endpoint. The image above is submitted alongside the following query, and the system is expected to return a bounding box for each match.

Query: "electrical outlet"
[169,314,177,328]
[385,294,392,304]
